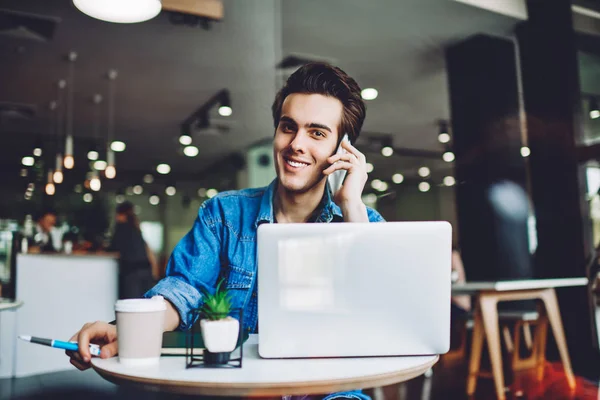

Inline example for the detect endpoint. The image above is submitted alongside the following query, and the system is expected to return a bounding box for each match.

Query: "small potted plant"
[199,280,240,363]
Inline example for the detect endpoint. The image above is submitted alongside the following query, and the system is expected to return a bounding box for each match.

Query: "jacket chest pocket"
[225,265,253,289]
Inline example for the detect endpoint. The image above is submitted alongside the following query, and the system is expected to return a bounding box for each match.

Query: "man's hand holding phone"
[323,137,369,222]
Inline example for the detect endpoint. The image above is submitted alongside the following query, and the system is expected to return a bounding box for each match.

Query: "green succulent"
[199,279,232,321]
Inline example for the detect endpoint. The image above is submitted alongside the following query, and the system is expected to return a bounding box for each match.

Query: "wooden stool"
[466,288,575,400]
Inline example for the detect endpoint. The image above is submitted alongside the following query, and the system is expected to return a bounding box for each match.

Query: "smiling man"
[68,63,383,399]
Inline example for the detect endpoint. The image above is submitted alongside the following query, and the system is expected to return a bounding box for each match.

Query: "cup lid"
[115,296,166,313]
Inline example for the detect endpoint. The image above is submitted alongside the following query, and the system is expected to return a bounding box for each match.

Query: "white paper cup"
[115,296,166,366]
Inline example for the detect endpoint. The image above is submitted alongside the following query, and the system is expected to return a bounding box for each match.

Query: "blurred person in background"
[30,208,57,253]
[108,201,159,299]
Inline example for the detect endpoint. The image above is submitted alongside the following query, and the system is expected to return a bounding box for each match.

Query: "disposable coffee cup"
[115,296,166,366]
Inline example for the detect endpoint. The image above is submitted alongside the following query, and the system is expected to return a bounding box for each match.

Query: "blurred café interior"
[2,0,600,399]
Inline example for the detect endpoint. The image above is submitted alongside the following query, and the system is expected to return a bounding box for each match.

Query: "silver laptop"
[257,221,451,358]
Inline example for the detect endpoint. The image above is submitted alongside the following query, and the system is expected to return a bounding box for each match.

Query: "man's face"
[273,93,342,194]
[39,213,56,233]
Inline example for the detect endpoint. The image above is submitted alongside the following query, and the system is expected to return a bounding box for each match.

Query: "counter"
[0,253,118,378]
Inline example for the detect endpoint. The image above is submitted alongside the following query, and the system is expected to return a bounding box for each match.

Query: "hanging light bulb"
[54,154,64,184]
[46,170,55,196]
[73,0,162,23]
[90,172,101,192]
[64,51,77,169]
[105,149,116,179]
[64,135,75,169]
[104,70,118,180]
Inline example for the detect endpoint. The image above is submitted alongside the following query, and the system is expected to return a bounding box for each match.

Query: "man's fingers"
[70,358,90,371]
[323,161,353,175]
[100,341,118,359]
[341,140,365,161]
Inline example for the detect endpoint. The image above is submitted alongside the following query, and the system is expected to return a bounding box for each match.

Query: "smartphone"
[327,134,350,195]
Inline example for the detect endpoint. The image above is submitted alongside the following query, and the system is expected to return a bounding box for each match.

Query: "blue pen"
[18,335,101,356]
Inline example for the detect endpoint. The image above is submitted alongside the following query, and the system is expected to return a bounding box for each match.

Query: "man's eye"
[280,124,294,133]
[313,131,325,138]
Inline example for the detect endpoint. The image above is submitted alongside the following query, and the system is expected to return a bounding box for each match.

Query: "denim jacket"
[145,179,382,400]
[146,178,384,333]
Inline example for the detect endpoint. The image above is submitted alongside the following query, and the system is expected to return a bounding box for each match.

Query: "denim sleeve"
[366,206,385,222]
[145,202,221,331]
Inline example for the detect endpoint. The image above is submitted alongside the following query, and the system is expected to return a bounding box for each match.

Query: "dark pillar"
[517,0,598,373]
[446,34,532,282]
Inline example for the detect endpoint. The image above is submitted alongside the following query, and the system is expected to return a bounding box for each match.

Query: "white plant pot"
[200,317,240,353]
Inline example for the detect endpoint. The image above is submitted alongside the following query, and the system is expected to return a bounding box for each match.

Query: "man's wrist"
[340,200,369,222]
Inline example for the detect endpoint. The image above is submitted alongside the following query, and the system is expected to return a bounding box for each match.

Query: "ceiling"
[0,0,522,191]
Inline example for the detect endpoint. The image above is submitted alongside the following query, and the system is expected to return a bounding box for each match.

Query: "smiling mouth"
[285,158,309,168]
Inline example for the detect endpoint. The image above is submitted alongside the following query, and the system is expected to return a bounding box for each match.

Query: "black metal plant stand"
[185,308,244,369]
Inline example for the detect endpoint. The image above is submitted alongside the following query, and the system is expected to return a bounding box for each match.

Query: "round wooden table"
[92,335,438,397]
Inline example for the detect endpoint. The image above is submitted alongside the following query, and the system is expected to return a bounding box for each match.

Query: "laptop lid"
[257,221,451,358]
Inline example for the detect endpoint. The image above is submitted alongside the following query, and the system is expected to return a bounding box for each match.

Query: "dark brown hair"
[116,201,140,231]
[271,62,366,144]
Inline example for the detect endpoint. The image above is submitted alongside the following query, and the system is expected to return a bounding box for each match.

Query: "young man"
[68,63,383,398]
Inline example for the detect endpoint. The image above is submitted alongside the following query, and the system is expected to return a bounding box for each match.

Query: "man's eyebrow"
[280,115,332,133]
[279,116,297,126]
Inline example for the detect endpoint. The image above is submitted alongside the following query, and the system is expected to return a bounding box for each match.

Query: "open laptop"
[257,221,451,358]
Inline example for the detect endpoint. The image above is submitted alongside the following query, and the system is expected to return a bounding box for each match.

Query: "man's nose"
[289,131,308,152]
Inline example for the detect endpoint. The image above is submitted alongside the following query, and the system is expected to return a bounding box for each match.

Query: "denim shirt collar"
[254,179,343,228]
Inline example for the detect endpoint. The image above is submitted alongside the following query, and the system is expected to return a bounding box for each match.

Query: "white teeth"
[286,159,308,168]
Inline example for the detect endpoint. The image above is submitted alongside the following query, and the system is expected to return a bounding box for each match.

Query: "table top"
[91,335,438,397]
[0,298,23,311]
[451,277,588,295]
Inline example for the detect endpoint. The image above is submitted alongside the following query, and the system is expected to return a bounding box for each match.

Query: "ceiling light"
[105,165,116,179]
[110,140,126,152]
[165,186,176,196]
[183,145,199,157]
[179,133,192,146]
[125,186,134,196]
[116,195,125,204]
[361,88,378,101]
[378,181,389,192]
[143,174,154,184]
[90,176,101,192]
[520,146,531,157]
[371,179,383,191]
[33,147,42,157]
[83,193,93,203]
[73,0,161,23]
[206,188,218,198]
[419,182,431,192]
[94,160,107,171]
[438,121,451,143]
[133,185,143,195]
[362,193,377,204]
[591,98,600,119]
[438,133,451,144]
[392,173,404,184]
[87,150,99,161]
[366,163,374,173]
[418,167,431,177]
[156,163,171,175]
[45,182,55,196]
[22,156,34,167]
[218,106,232,117]
[444,176,456,186]
[53,170,64,184]
[149,195,160,205]
[20,169,28,178]
[198,188,207,197]
[381,146,394,157]
[442,151,455,162]
[64,149,74,170]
